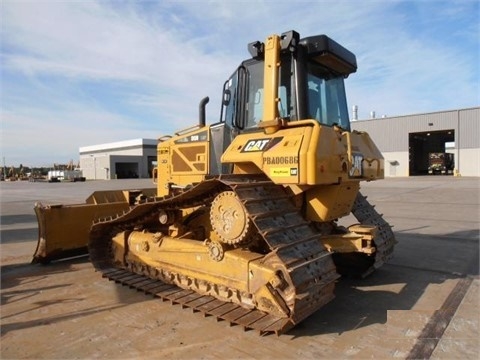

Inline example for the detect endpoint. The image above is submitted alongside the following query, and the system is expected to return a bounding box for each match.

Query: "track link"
[89,175,339,335]
[102,268,291,335]
[351,192,397,271]
[229,180,339,324]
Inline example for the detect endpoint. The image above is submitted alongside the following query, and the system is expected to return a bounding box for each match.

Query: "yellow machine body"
[34,30,395,334]
[33,189,155,263]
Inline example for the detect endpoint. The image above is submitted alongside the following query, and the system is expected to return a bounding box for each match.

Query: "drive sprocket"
[210,191,253,245]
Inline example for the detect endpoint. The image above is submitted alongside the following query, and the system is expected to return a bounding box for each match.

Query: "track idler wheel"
[210,191,254,245]
[205,239,225,261]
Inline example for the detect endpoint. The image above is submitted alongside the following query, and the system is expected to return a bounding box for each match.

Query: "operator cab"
[220,31,357,132]
[210,31,357,175]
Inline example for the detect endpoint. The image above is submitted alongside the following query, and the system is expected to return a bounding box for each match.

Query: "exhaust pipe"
[199,96,209,127]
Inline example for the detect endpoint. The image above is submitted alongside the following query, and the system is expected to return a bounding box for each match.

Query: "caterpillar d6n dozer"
[34,30,395,335]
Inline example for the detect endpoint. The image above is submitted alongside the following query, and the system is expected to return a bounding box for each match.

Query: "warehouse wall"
[79,139,157,180]
[458,149,480,177]
[352,107,479,177]
[80,155,111,180]
[382,152,409,177]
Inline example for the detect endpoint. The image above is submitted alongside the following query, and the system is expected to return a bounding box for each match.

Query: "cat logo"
[242,139,271,152]
[349,154,364,177]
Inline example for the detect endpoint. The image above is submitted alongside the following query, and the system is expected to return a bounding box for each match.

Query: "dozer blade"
[32,188,155,264]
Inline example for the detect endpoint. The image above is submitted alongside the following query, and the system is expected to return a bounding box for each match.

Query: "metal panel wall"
[351,117,408,151]
[351,107,479,152]
[458,108,480,149]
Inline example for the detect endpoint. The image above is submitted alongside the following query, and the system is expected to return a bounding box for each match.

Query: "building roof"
[79,138,157,153]
[351,106,479,123]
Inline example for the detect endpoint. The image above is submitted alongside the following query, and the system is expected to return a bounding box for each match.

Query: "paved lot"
[1,177,479,359]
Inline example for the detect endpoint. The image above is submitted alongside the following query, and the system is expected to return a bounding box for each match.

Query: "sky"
[1,0,479,167]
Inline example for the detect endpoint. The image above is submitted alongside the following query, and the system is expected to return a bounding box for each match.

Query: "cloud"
[1,0,478,166]
[345,1,479,118]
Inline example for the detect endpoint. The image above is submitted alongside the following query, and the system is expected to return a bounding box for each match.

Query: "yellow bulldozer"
[33,30,395,335]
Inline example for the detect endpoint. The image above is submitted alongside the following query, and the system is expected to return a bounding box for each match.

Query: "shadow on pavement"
[289,228,479,338]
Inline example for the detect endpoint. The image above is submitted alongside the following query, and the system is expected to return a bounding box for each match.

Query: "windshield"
[245,60,292,128]
[306,63,350,130]
[222,58,293,130]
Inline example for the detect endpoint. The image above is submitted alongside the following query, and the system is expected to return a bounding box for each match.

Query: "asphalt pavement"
[1,177,478,359]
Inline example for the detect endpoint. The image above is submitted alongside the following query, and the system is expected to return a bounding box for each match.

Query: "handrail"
[175,124,201,136]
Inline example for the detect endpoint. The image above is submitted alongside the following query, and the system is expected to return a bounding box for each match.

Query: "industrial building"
[351,107,479,177]
[79,139,157,180]
[78,107,479,180]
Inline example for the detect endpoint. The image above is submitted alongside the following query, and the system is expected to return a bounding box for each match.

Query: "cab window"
[307,63,350,130]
